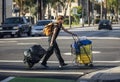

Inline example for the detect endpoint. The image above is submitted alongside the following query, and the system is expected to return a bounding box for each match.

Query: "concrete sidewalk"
[64,24,98,29]
[77,66,120,82]
[64,23,119,29]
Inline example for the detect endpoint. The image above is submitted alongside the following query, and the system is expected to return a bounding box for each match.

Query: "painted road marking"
[64,51,101,56]
[17,43,38,45]
[92,51,101,54]
[0,60,120,64]
[0,37,47,41]
[0,36,120,41]
[0,41,17,43]
[64,53,72,56]
[1,77,15,82]
[0,70,84,75]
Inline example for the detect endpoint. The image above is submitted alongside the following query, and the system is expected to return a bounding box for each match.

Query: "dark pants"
[42,37,64,65]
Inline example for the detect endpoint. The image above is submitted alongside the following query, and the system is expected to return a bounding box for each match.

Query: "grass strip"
[9,77,76,82]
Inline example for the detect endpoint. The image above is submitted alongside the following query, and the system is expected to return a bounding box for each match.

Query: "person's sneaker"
[41,63,49,68]
[59,63,68,68]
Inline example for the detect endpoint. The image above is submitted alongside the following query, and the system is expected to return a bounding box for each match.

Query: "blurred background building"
[0,0,12,25]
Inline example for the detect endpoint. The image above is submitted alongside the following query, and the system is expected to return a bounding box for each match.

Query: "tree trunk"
[64,1,69,17]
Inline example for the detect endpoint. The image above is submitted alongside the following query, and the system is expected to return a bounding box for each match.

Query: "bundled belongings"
[23,45,46,69]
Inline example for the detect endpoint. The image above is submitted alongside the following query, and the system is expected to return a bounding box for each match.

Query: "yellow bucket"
[76,44,92,64]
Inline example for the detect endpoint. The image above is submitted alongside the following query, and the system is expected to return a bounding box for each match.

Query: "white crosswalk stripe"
[0,36,120,42]
[0,70,84,75]
[0,60,120,64]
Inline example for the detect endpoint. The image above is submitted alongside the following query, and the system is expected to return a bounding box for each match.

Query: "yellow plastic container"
[76,44,92,64]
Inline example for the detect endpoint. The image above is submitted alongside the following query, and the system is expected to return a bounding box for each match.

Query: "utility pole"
[48,3,51,19]
[87,0,90,26]
[100,0,103,20]
[37,0,39,21]
[104,0,107,19]
[92,0,95,25]
[116,0,119,23]
[69,0,71,28]
[81,0,84,27]
[2,0,6,23]
[38,0,43,20]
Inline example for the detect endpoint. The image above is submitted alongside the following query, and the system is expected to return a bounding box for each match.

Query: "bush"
[95,18,100,24]
[72,14,80,24]
[64,18,72,25]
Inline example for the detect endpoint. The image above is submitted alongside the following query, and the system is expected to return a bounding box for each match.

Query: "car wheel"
[89,63,94,67]
[98,28,101,30]
[31,35,35,37]
[11,34,15,38]
[27,28,31,36]
[109,28,112,30]
[27,31,31,36]
[17,31,22,37]
[0,35,4,38]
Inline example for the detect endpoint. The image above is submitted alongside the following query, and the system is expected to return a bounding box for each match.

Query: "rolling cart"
[71,35,93,67]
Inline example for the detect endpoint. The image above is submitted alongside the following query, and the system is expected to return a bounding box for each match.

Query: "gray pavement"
[72,25,120,82]
[65,25,120,82]
[0,24,120,82]
[77,66,120,82]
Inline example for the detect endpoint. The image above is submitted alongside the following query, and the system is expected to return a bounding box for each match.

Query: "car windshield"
[36,21,52,26]
[4,18,24,24]
[100,20,109,24]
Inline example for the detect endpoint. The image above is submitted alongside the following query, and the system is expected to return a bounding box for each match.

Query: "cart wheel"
[84,64,89,66]
[89,63,94,67]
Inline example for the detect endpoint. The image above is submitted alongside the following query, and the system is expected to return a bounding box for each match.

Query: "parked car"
[0,17,31,38]
[98,20,112,30]
[31,20,53,36]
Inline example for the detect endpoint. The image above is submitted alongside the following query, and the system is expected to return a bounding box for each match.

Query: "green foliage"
[72,14,80,24]
[72,6,82,14]
[71,6,82,24]
[77,6,82,14]
[63,17,73,25]
[30,6,37,17]
[95,18,100,24]
[13,0,37,16]
[14,0,76,18]
[9,77,75,82]
[107,0,119,13]
[64,18,69,25]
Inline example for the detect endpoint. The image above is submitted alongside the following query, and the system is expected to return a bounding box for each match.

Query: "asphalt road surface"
[0,25,120,81]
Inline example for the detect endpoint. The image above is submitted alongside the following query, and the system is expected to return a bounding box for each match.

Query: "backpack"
[43,23,54,36]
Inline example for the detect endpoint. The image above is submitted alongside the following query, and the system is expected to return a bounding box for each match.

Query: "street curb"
[64,24,98,30]
[77,66,120,82]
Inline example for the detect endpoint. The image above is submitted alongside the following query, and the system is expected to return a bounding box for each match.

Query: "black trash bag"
[24,45,46,68]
